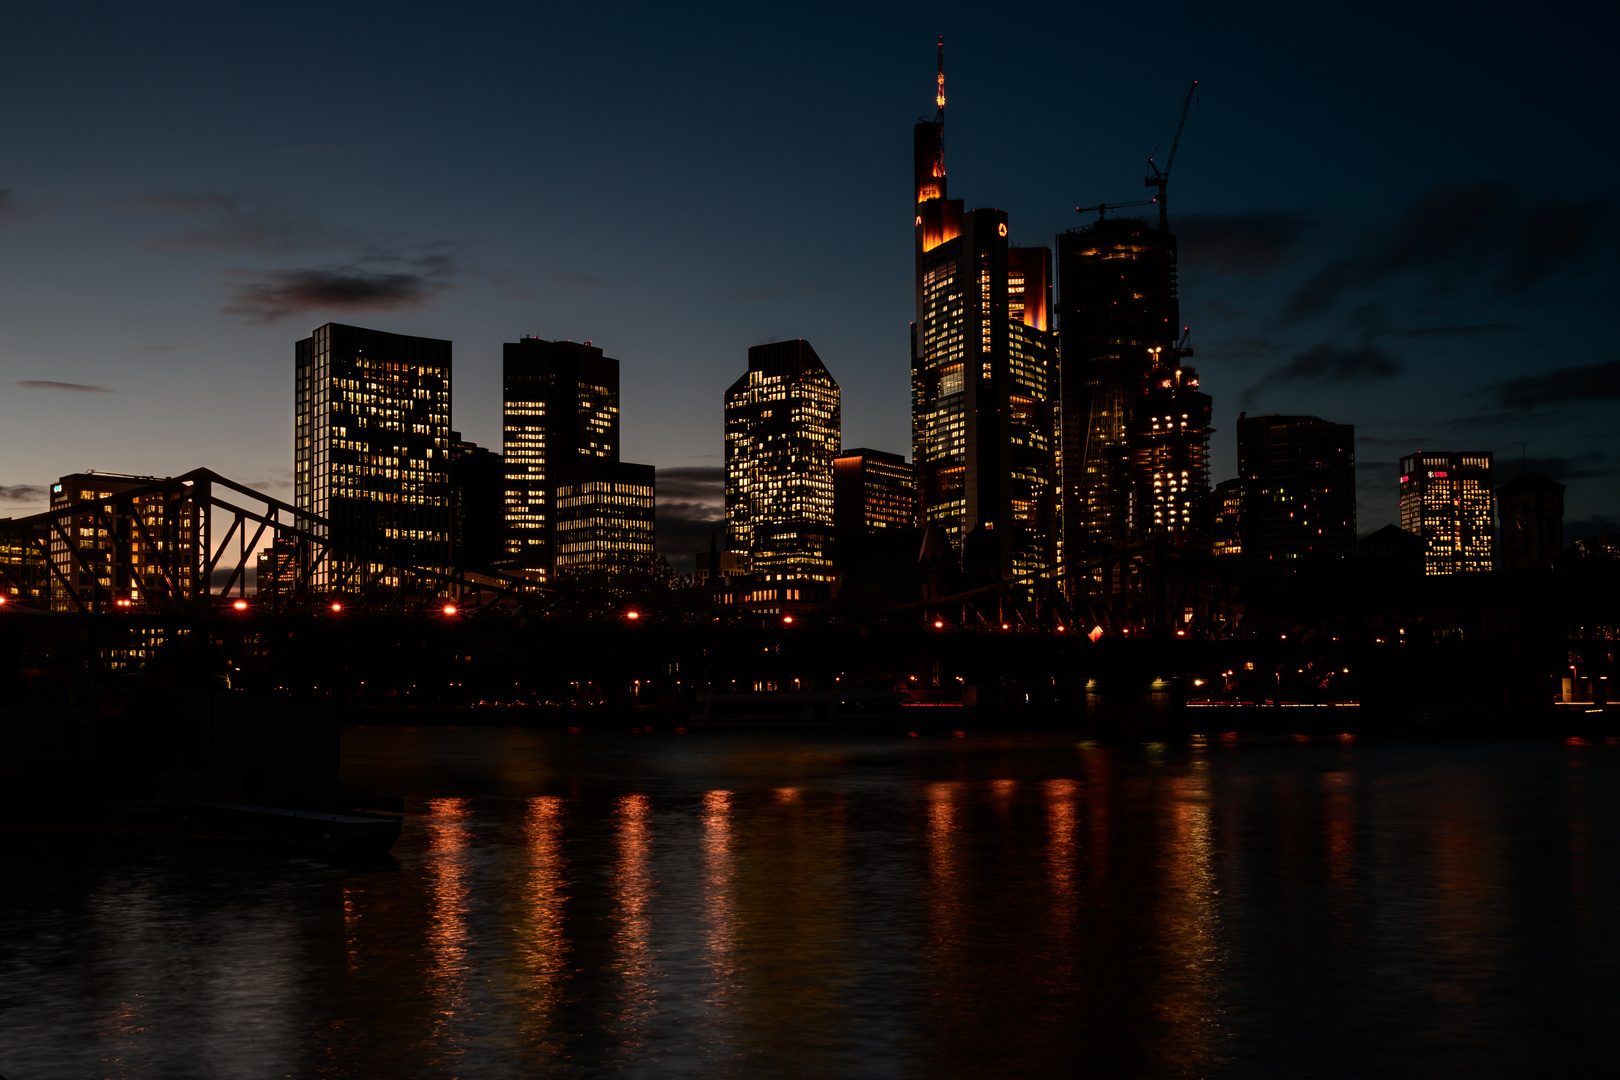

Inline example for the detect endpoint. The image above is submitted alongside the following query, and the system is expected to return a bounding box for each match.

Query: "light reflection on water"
[2,732,1619,1078]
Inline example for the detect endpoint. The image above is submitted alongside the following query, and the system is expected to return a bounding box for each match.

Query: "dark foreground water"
[3,729,1619,1079]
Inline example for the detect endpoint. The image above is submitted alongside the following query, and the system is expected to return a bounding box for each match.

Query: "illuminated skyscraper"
[911,43,1056,581]
[834,448,917,539]
[553,460,656,578]
[1399,451,1494,575]
[501,337,621,579]
[1057,215,1181,553]
[294,323,452,589]
[46,473,196,611]
[1237,415,1356,561]
[724,339,840,584]
[1212,478,1242,556]
[1126,361,1211,543]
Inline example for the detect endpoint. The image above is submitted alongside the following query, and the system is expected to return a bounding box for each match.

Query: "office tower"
[1236,415,1356,561]
[1126,362,1211,543]
[46,473,195,611]
[724,339,840,584]
[254,535,299,598]
[294,323,452,589]
[553,460,656,578]
[1357,523,1425,578]
[1497,471,1564,570]
[834,448,917,537]
[911,45,1057,581]
[501,337,621,579]
[1399,452,1494,575]
[1212,478,1242,556]
[1057,216,1180,553]
[448,433,504,572]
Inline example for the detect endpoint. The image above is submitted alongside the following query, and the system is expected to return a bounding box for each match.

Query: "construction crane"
[1144,80,1198,231]
[1075,199,1157,221]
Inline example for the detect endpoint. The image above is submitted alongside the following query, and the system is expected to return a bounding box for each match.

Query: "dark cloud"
[1268,344,1400,386]
[11,380,113,392]
[1506,198,1605,287]
[1498,453,1616,482]
[0,484,47,503]
[656,466,724,504]
[1177,210,1316,274]
[1492,360,1620,409]
[1282,182,1602,320]
[223,258,453,323]
[140,191,364,255]
[1395,323,1516,339]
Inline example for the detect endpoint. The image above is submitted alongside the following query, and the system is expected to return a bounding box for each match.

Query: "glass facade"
[1399,452,1494,575]
[1237,415,1357,561]
[724,340,840,584]
[554,461,656,577]
[293,323,453,592]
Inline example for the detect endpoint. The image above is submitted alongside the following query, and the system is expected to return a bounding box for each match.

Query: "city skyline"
[2,4,1616,555]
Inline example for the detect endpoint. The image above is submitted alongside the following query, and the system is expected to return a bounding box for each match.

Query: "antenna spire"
[935,36,946,123]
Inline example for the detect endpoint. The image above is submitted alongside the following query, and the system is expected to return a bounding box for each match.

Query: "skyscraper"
[1057,215,1181,554]
[448,432,504,572]
[834,448,917,541]
[553,460,656,578]
[911,43,1056,582]
[724,339,840,585]
[501,337,621,579]
[46,472,196,611]
[1126,361,1212,543]
[1497,471,1564,570]
[1237,415,1356,561]
[1399,451,1494,575]
[294,322,452,589]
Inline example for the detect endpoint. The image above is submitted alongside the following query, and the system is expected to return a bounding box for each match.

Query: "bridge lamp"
[232,599,248,611]
[933,619,944,629]
[330,601,343,613]
[626,610,640,620]
[783,614,794,625]
[442,604,458,616]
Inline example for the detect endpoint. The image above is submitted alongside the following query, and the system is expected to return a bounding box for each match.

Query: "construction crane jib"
[1145,80,1198,232]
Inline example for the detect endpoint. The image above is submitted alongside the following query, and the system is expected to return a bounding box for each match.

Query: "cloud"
[1268,344,1400,386]
[1177,211,1316,274]
[654,466,724,560]
[656,466,724,504]
[0,484,47,503]
[1282,182,1603,320]
[11,380,113,392]
[139,191,365,255]
[1492,360,1620,409]
[1499,453,1616,482]
[1395,323,1516,339]
[223,257,453,323]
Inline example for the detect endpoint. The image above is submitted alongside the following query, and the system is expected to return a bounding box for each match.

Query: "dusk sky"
[2,1,1616,563]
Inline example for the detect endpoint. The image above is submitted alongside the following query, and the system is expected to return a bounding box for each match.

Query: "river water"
[2,728,1617,1078]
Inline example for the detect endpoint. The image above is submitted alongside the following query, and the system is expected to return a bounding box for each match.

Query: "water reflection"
[4,734,1619,1078]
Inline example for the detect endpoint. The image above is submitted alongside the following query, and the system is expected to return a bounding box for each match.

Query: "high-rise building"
[1212,478,1242,556]
[834,448,917,537]
[1399,451,1494,575]
[1057,216,1180,553]
[448,433,504,572]
[724,339,840,584]
[911,45,1056,582]
[46,472,196,611]
[1126,362,1212,544]
[553,459,656,578]
[294,323,452,590]
[501,337,622,579]
[1237,415,1356,561]
[1497,471,1565,570]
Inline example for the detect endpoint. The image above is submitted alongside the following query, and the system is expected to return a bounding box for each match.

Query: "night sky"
[2,1,1615,568]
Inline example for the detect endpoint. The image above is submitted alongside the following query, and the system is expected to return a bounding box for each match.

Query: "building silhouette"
[1497,471,1565,570]
[1399,451,1494,575]
[449,433,504,572]
[911,45,1056,582]
[834,448,917,540]
[294,323,452,590]
[1057,216,1180,554]
[502,337,655,582]
[1237,415,1356,561]
[1126,361,1211,544]
[724,339,840,587]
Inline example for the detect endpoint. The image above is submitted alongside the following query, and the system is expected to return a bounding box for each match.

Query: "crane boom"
[1145,80,1198,231]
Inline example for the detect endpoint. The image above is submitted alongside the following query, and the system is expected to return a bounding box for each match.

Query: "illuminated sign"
[997,222,1007,237]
